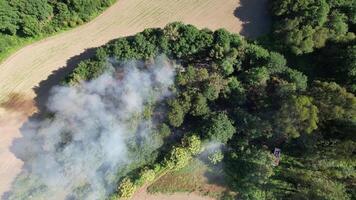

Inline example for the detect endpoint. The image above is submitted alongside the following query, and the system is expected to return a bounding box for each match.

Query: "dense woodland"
[0,0,115,58]
[3,0,355,199]
[63,19,355,199]
[270,0,356,92]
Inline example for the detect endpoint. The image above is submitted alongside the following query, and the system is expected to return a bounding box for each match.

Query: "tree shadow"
[1,46,98,200]
[33,47,97,114]
[234,0,271,38]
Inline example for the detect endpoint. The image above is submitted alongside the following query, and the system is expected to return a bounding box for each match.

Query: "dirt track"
[0,0,270,198]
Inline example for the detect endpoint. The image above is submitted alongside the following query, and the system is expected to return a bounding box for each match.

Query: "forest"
[63,18,354,200]
[270,0,355,92]
[4,0,355,200]
[0,0,115,60]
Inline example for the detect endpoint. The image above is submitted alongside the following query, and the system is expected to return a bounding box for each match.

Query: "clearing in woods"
[0,0,270,198]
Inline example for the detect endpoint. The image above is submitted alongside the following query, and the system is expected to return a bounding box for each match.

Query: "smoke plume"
[7,56,176,200]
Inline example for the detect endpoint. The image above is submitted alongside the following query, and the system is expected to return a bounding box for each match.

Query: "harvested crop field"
[0,0,270,198]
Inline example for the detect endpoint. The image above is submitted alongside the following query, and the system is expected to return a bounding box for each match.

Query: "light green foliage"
[164,22,213,58]
[220,59,234,75]
[281,68,308,91]
[95,47,107,61]
[117,178,136,199]
[10,0,53,36]
[208,150,224,165]
[182,135,202,155]
[166,147,192,170]
[223,77,246,103]
[138,168,156,183]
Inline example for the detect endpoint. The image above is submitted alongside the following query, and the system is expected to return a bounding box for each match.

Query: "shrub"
[208,150,224,165]
[138,168,155,183]
[117,178,136,199]
[165,147,192,170]
[182,135,202,155]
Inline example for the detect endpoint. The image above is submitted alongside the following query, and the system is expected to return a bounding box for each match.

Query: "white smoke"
[7,56,176,200]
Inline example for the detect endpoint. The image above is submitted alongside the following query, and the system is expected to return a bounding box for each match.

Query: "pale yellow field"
[0,0,269,197]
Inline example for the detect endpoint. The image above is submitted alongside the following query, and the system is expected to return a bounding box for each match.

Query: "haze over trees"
[61,22,356,199]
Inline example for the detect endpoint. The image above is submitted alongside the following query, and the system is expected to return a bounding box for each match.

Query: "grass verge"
[147,158,234,199]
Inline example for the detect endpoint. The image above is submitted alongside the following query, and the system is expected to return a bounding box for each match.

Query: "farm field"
[0,0,270,198]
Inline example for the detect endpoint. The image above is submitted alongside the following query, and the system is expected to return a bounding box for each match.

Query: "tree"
[282,168,351,200]
[244,67,270,86]
[271,0,355,54]
[0,0,19,35]
[208,150,224,165]
[165,147,192,170]
[309,81,356,123]
[190,94,210,116]
[11,0,53,21]
[117,178,136,198]
[182,135,202,155]
[316,43,356,92]
[21,15,41,36]
[203,73,227,101]
[204,112,236,143]
[225,148,275,200]
[274,96,319,139]
[138,168,155,183]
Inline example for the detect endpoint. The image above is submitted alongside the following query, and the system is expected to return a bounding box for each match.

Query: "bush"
[208,150,224,165]
[117,178,136,199]
[165,147,192,170]
[182,135,202,155]
[204,112,236,143]
[138,168,155,184]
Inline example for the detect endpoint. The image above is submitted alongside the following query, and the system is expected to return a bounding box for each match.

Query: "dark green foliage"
[204,112,236,143]
[0,0,115,64]
[225,147,275,200]
[274,95,319,139]
[314,42,356,92]
[0,0,19,35]
[0,0,115,56]
[309,81,356,123]
[167,99,185,127]
[272,0,355,54]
